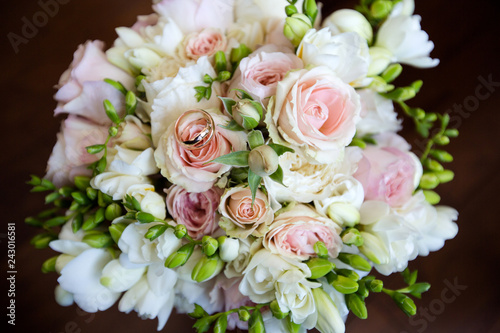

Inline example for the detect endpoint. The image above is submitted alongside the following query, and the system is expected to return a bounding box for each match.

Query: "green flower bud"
[323,9,373,44]
[202,235,219,257]
[248,145,280,177]
[165,243,195,268]
[368,279,383,292]
[303,0,318,23]
[307,258,335,279]
[331,275,359,294]
[285,5,298,16]
[248,309,265,333]
[238,308,251,322]
[314,241,329,258]
[419,172,440,190]
[284,13,312,47]
[214,314,228,333]
[230,44,251,65]
[72,213,83,233]
[392,292,417,316]
[214,51,227,73]
[71,191,90,206]
[336,269,360,281]
[270,300,288,319]
[370,0,393,19]
[145,224,168,241]
[434,135,450,145]
[429,149,454,163]
[312,287,346,333]
[345,293,368,319]
[341,228,364,246]
[191,253,224,282]
[218,236,240,262]
[98,191,114,207]
[174,224,187,239]
[109,222,127,244]
[359,231,389,265]
[444,128,459,137]
[31,233,56,249]
[423,158,444,171]
[327,203,360,227]
[337,253,372,272]
[423,190,441,205]
[41,256,58,273]
[136,211,156,223]
[82,232,113,248]
[74,176,91,191]
[357,280,369,298]
[232,100,263,130]
[381,63,403,83]
[105,203,123,221]
[435,170,454,183]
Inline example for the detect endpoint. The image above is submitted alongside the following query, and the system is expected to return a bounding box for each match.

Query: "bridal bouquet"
[26,0,459,332]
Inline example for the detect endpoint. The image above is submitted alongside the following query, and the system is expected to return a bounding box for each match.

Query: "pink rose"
[131,14,159,32]
[353,133,422,207]
[54,40,134,125]
[218,185,275,239]
[46,116,110,187]
[266,66,361,164]
[154,0,234,34]
[166,185,222,240]
[154,110,247,192]
[263,203,342,260]
[184,28,227,60]
[228,45,303,105]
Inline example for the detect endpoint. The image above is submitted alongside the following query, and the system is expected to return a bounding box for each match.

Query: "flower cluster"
[27,0,459,332]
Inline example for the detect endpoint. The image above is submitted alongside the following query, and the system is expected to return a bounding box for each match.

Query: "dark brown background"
[1,0,499,332]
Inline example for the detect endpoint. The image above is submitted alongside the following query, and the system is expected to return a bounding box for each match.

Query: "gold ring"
[174,109,215,150]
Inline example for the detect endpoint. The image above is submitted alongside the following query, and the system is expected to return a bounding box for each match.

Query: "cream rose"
[182,28,227,60]
[266,66,361,164]
[154,110,247,193]
[263,203,342,261]
[166,185,222,240]
[218,185,275,239]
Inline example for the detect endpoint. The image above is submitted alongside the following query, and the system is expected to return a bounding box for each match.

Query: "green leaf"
[247,169,262,205]
[402,268,417,285]
[41,256,58,273]
[194,86,207,102]
[86,144,105,155]
[218,97,236,116]
[103,99,121,125]
[232,88,254,101]
[230,44,251,66]
[104,78,127,95]
[193,316,213,333]
[95,157,107,174]
[268,143,294,156]
[248,309,265,333]
[211,151,250,167]
[241,114,259,130]
[72,213,83,233]
[27,175,42,186]
[82,232,113,248]
[45,192,60,204]
[248,130,265,150]
[205,86,212,100]
[218,120,245,131]
[269,165,284,186]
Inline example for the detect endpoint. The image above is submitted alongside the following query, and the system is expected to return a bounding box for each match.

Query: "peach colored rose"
[184,28,227,60]
[266,66,361,164]
[154,110,247,193]
[228,45,303,105]
[218,185,275,239]
[353,133,422,207]
[263,203,342,260]
[166,185,222,240]
[54,40,134,125]
[46,116,110,187]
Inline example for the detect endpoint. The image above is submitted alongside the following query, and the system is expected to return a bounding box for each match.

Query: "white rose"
[144,57,222,145]
[297,29,370,86]
[239,249,311,303]
[375,15,439,68]
[119,263,177,330]
[118,222,182,265]
[356,88,401,136]
[126,184,166,220]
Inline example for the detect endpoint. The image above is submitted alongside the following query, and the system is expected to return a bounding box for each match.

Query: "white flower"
[126,184,166,220]
[234,0,303,23]
[57,248,120,312]
[322,9,373,44]
[91,147,159,200]
[175,278,224,315]
[119,263,177,331]
[218,237,241,262]
[312,285,346,333]
[298,29,370,86]
[100,259,146,292]
[390,0,415,17]
[54,285,74,307]
[145,57,222,145]
[227,21,265,50]
[118,222,182,265]
[224,237,262,279]
[356,88,401,136]
[375,15,439,68]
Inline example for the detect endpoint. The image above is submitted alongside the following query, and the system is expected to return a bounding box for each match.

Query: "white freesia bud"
[284,13,313,47]
[100,259,146,292]
[322,9,373,44]
[54,285,74,307]
[126,184,166,220]
[248,145,279,177]
[311,287,345,333]
[327,202,360,227]
[359,231,389,265]
[125,47,162,71]
[367,46,393,76]
[55,254,75,274]
[218,237,240,262]
[115,27,145,48]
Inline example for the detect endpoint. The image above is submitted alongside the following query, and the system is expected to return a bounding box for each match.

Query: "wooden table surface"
[1,0,499,332]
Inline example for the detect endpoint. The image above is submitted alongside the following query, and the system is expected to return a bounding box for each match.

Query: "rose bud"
[248,145,279,177]
[232,99,263,130]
